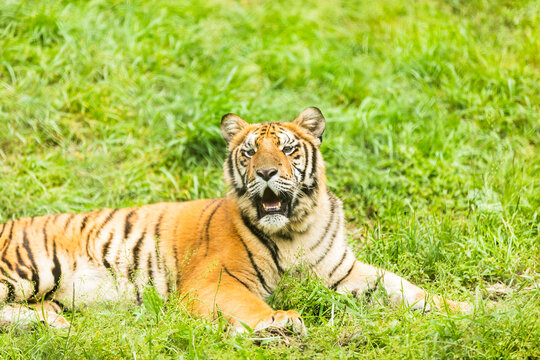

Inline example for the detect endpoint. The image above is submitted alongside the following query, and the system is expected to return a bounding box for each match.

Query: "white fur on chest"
[278,209,343,270]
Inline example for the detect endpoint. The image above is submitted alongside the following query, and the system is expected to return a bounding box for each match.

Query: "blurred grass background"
[0,0,539,358]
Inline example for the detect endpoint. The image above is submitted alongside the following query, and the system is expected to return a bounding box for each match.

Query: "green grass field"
[1,0,539,358]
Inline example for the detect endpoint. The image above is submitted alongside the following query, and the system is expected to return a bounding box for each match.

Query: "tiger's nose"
[256,168,278,181]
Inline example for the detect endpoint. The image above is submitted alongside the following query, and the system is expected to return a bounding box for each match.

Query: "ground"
[0,0,539,358]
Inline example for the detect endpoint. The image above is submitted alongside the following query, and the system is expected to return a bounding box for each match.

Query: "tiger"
[0,107,469,333]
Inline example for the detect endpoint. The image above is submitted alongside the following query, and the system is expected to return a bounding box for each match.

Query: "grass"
[0,0,539,358]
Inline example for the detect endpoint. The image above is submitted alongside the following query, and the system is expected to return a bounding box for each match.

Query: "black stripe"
[3,221,14,250]
[0,221,12,256]
[7,221,13,241]
[15,247,25,270]
[80,215,89,232]
[0,222,15,269]
[228,149,241,196]
[227,151,235,185]
[156,227,169,293]
[171,221,180,274]
[309,142,317,179]
[292,163,303,175]
[154,237,163,272]
[234,147,247,195]
[171,243,178,285]
[86,209,118,260]
[314,210,341,266]
[292,198,300,212]
[102,232,114,269]
[22,228,40,298]
[15,265,29,279]
[0,223,9,271]
[151,222,165,291]
[128,230,147,303]
[147,256,154,285]
[299,142,319,197]
[331,262,355,290]
[63,214,75,231]
[85,209,117,257]
[228,148,246,197]
[233,146,246,181]
[124,210,136,240]
[301,182,317,197]
[197,199,217,246]
[223,266,251,291]
[169,219,181,291]
[287,147,299,156]
[50,299,65,310]
[292,131,312,143]
[0,263,11,277]
[129,231,146,279]
[0,223,6,239]
[95,209,119,239]
[310,198,336,252]
[241,215,283,274]
[152,211,164,284]
[155,212,164,240]
[42,217,51,255]
[203,200,223,255]
[328,249,348,278]
[299,143,309,182]
[13,247,30,280]
[237,233,271,294]
[135,289,142,304]
[263,123,271,136]
[276,229,293,240]
[44,241,62,299]
[2,251,13,271]
[2,280,15,302]
[200,200,218,214]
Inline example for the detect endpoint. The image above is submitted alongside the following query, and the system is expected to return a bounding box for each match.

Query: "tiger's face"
[221,107,326,234]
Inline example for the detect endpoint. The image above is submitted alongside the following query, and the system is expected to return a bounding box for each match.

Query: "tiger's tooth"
[263,201,281,211]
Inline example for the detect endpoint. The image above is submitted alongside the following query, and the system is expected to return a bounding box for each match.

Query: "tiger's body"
[0,108,469,333]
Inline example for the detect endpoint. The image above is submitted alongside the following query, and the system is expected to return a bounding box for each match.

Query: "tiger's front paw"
[433,296,471,313]
[408,293,472,314]
[336,279,379,299]
[407,296,432,313]
[254,310,307,336]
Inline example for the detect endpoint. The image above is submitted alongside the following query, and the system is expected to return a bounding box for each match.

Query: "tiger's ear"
[293,107,326,143]
[221,113,248,143]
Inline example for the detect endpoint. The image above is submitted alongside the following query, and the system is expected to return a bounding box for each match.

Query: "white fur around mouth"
[262,201,282,212]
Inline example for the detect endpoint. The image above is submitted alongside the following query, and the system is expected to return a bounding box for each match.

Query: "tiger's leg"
[0,301,70,329]
[0,275,71,329]
[0,276,70,329]
[332,260,470,312]
[186,275,306,335]
[27,300,71,328]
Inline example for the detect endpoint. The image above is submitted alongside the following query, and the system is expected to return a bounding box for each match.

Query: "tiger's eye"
[282,146,294,155]
[243,149,256,158]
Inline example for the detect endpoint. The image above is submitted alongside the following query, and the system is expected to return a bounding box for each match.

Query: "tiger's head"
[221,107,327,235]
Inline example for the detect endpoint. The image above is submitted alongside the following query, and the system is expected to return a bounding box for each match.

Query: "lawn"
[0,0,539,358]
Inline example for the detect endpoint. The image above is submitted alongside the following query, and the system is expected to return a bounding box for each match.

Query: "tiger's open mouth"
[257,188,290,217]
